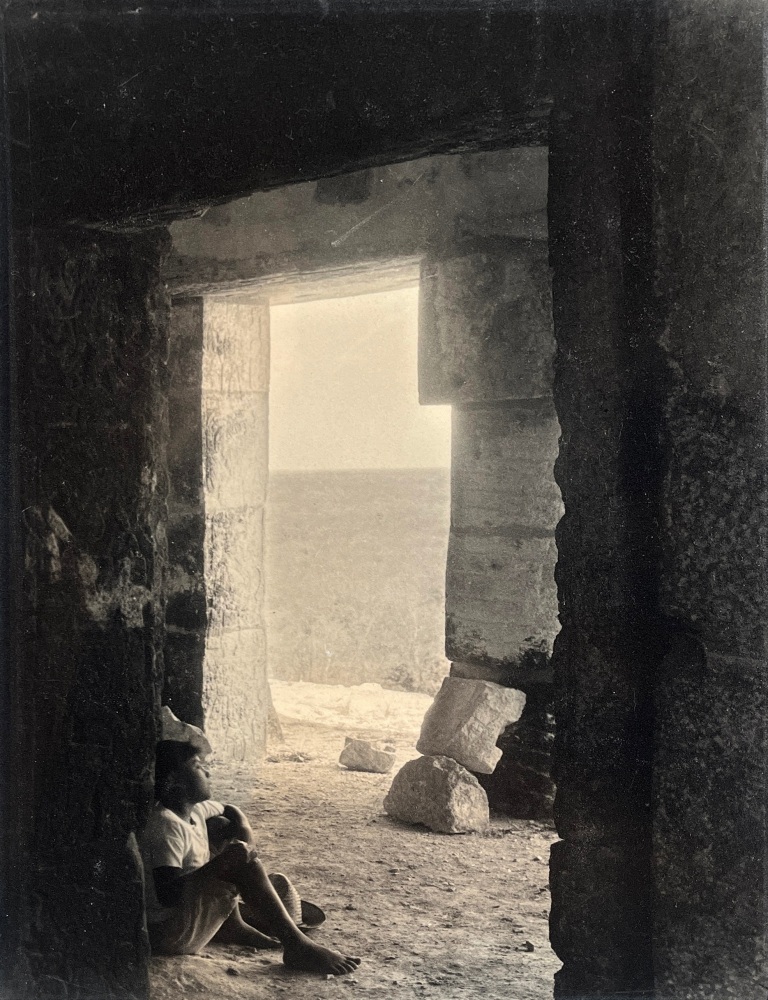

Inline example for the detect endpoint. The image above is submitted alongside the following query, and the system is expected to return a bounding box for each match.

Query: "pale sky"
[268,286,451,471]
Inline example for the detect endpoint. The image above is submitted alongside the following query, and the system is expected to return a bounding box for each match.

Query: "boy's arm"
[153,841,250,906]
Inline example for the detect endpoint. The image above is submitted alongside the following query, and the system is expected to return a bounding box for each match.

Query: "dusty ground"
[150,684,561,1000]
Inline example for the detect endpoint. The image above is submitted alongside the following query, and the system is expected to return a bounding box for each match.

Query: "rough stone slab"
[203,627,267,761]
[416,677,526,773]
[451,402,563,534]
[659,391,766,656]
[202,300,270,394]
[339,738,396,774]
[450,658,553,691]
[202,392,269,512]
[169,150,548,293]
[384,755,489,833]
[419,249,554,405]
[654,643,768,1000]
[205,508,265,634]
[446,534,559,664]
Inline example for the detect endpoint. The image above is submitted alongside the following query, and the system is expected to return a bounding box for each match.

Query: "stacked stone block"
[418,225,561,824]
[385,677,526,833]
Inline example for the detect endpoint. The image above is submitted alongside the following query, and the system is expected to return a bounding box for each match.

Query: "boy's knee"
[245,852,266,873]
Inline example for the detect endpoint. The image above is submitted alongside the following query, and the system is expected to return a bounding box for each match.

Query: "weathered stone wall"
[6,7,551,227]
[446,401,561,669]
[652,4,767,997]
[10,226,170,997]
[202,299,271,760]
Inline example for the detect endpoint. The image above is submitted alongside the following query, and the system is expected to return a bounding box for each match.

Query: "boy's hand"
[206,814,234,851]
[210,839,250,874]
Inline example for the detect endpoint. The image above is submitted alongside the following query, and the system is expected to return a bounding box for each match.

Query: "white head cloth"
[160,705,212,757]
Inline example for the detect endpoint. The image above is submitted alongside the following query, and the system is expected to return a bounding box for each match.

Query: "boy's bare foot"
[283,937,361,975]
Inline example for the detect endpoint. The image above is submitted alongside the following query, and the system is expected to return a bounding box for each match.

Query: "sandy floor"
[150,684,561,1000]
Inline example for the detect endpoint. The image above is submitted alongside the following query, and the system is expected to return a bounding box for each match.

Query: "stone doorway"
[164,147,560,761]
[158,148,563,996]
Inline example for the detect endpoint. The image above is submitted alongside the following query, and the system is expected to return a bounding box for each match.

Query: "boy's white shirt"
[140,799,225,922]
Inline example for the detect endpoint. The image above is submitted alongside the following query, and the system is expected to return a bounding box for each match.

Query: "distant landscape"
[264,468,450,695]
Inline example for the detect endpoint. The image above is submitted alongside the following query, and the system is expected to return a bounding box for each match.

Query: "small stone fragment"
[517,941,535,952]
[384,755,490,833]
[226,966,240,976]
[339,738,396,774]
[267,749,313,763]
[417,677,526,773]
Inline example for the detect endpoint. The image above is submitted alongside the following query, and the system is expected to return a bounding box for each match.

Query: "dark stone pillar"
[164,298,206,728]
[10,226,170,999]
[651,3,768,996]
[547,7,658,996]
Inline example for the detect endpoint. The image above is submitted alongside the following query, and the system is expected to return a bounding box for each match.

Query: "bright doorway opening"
[265,283,451,736]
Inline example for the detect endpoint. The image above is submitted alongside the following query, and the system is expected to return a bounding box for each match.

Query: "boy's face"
[179,753,211,804]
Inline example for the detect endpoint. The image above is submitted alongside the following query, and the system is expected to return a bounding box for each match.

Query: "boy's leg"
[224,853,361,975]
[149,877,240,956]
[212,906,281,949]
[240,873,302,934]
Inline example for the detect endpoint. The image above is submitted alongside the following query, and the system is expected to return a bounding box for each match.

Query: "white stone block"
[339,738,396,774]
[383,755,489,834]
[446,534,559,664]
[416,677,526,774]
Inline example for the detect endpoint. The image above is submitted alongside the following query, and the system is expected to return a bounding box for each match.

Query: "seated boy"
[140,739,361,975]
